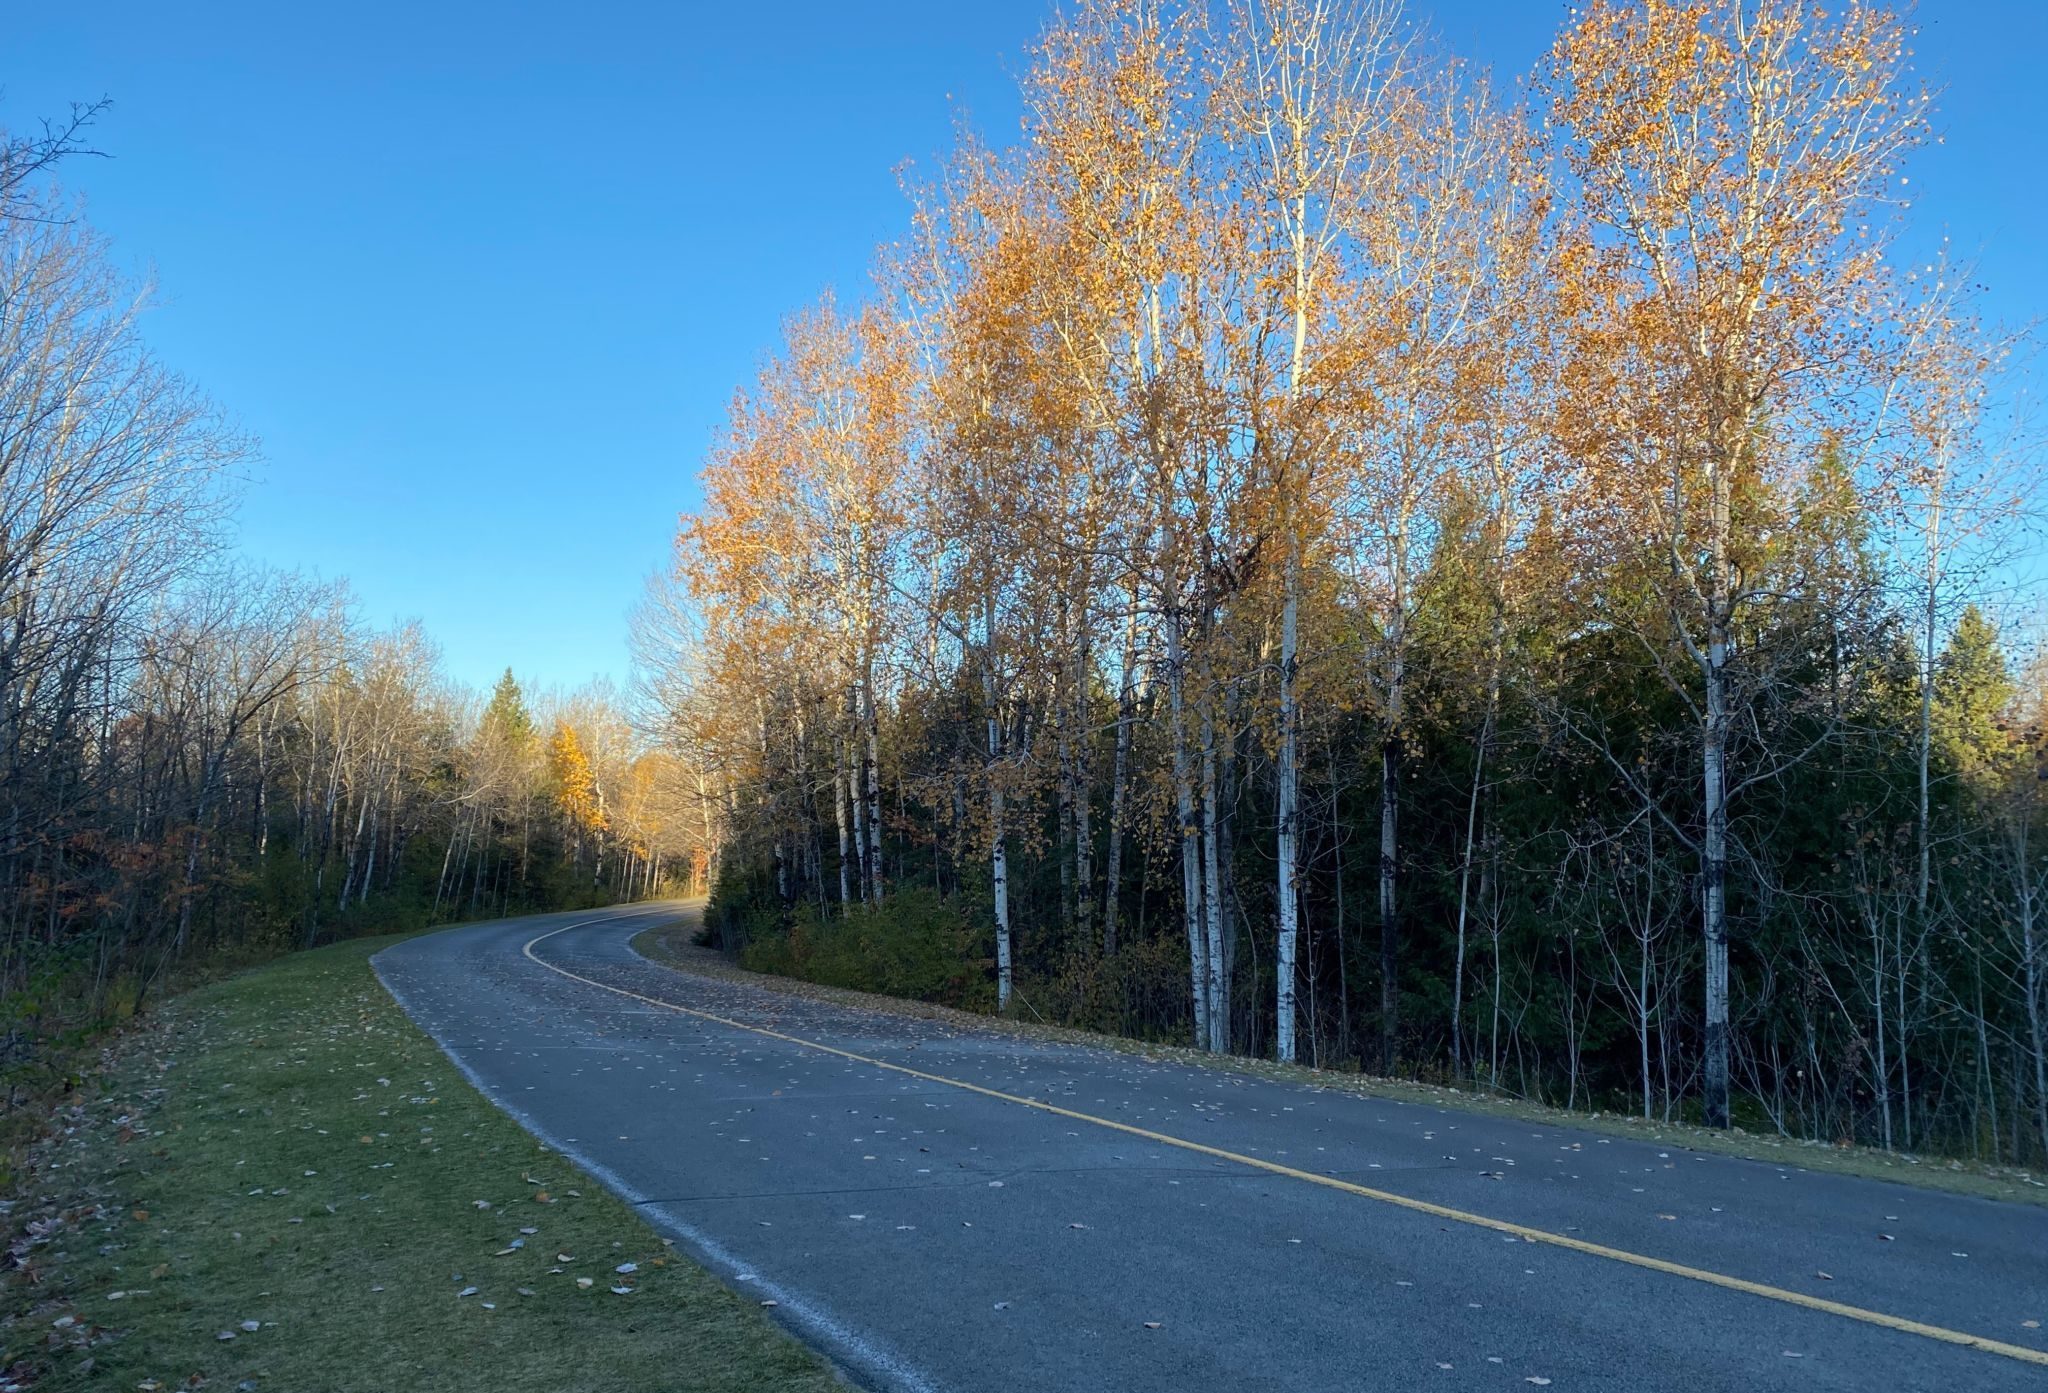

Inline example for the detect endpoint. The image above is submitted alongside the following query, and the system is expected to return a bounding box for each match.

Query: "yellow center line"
[522,915,2047,1369]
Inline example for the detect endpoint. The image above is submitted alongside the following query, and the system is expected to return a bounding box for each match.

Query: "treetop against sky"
[10,0,2045,693]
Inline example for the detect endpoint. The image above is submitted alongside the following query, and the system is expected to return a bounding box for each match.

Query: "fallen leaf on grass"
[575,1277,594,1289]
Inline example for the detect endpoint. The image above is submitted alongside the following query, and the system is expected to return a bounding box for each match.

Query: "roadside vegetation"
[0,113,719,1173]
[0,935,838,1392]
[653,0,2048,1170]
[646,919,2048,1212]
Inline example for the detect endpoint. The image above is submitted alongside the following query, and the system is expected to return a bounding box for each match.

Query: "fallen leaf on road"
[1526,1379,1551,1386]
[1144,1322,1162,1329]
[761,1300,778,1307]
[1816,1271,1833,1280]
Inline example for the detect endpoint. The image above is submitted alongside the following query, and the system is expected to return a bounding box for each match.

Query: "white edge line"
[371,908,946,1393]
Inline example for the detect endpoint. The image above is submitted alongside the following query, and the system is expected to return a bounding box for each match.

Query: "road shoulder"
[1,931,840,1393]
[633,916,2048,1211]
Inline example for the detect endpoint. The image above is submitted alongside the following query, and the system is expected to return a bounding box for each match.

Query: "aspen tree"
[1549,0,1925,1126]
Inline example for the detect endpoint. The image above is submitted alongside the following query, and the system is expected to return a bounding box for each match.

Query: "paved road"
[374,903,2048,1392]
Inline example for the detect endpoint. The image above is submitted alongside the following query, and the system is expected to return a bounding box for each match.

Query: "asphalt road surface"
[374,903,2048,1392]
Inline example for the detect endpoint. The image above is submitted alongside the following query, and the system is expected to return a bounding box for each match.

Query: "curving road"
[373,903,2048,1392]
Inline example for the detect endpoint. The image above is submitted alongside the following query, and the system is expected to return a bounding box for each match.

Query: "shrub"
[740,889,993,1012]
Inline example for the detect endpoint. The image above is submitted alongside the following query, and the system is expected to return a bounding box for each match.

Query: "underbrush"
[737,889,994,1012]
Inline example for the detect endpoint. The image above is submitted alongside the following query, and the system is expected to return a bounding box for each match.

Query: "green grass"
[638,922,2048,1211]
[1,935,840,1393]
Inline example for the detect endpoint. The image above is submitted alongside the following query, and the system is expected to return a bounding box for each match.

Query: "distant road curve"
[375,903,2048,1392]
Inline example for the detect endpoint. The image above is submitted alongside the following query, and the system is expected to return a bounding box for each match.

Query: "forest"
[0,111,714,1120]
[662,0,2048,1164]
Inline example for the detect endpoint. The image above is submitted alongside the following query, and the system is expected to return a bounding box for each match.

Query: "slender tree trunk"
[1276,542,1301,1063]
[1166,595,1209,1047]
[2016,819,2047,1159]
[1379,728,1400,1074]
[1101,587,1139,955]
[1451,691,1495,1079]
[1702,621,1732,1129]
[834,742,854,910]
[1871,895,1893,1150]
[863,675,883,903]
[982,593,1011,1010]
[1071,635,1094,950]
[1201,688,1227,1054]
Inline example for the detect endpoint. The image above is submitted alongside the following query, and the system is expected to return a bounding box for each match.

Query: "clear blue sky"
[11,1,2044,695]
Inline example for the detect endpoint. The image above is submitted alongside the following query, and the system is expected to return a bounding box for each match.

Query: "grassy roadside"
[0,935,840,1393]
[636,922,2048,1211]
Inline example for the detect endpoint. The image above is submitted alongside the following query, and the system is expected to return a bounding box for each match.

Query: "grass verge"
[637,920,2048,1211]
[1,934,841,1393]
